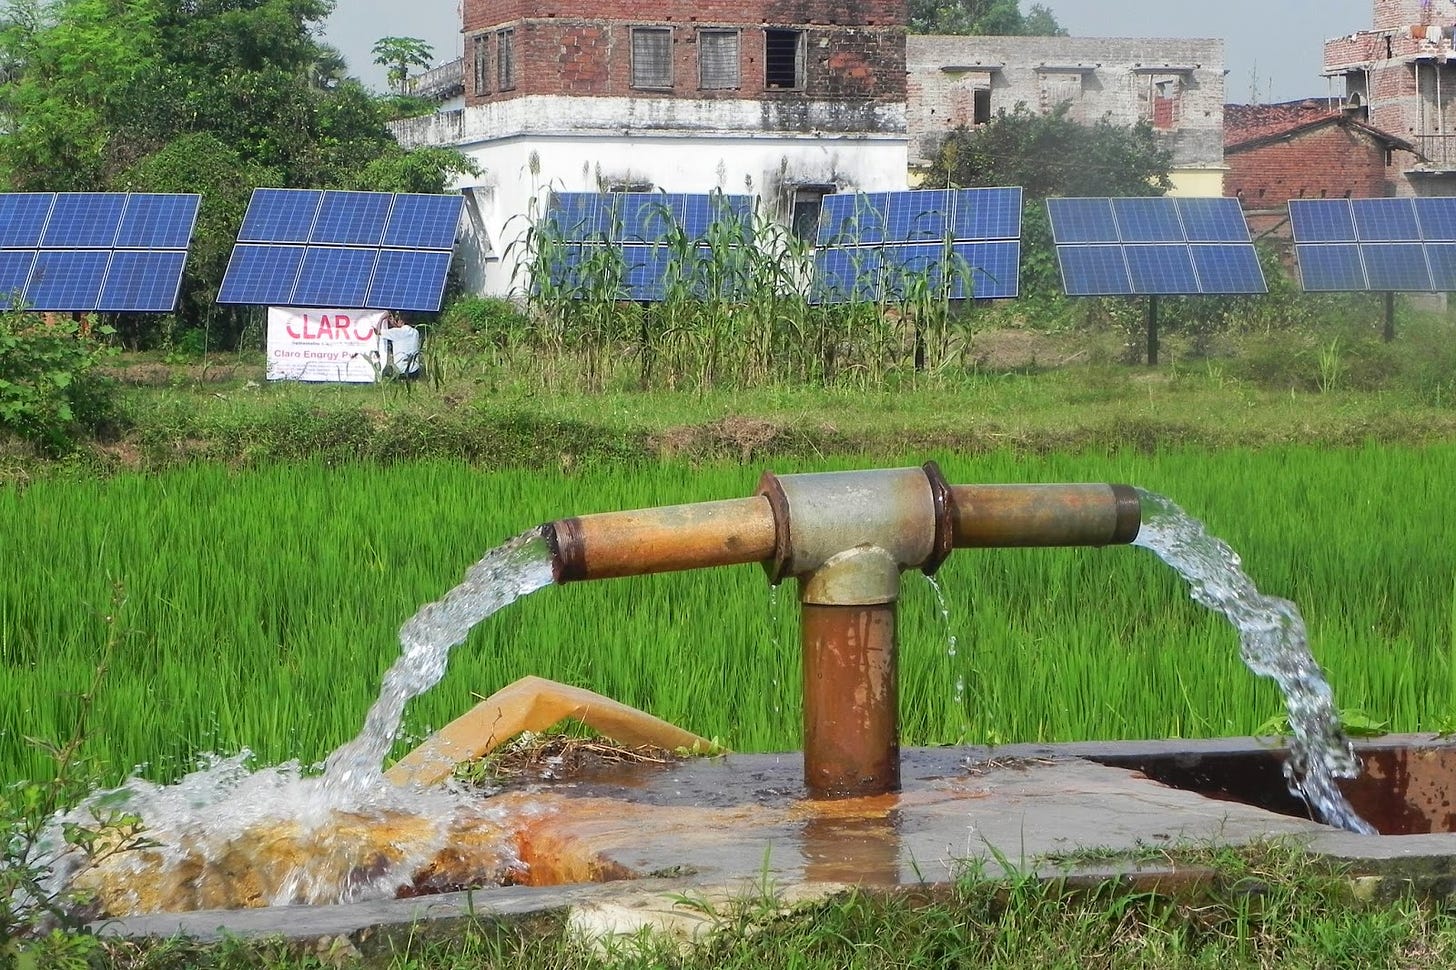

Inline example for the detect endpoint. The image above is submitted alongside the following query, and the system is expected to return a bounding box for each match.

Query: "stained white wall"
[393,95,909,296]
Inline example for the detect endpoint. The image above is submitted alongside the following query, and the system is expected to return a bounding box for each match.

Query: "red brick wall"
[1226,124,1394,219]
[464,0,905,106]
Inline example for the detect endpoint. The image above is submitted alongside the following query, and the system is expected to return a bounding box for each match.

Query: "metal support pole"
[1147,295,1160,365]
[1384,291,1396,343]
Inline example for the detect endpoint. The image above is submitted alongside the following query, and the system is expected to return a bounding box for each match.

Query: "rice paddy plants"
[2,443,1455,790]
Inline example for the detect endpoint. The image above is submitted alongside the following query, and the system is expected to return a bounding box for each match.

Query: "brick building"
[1225,100,1418,238]
[391,0,910,295]
[1323,0,1456,193]
[906,36,1227,196]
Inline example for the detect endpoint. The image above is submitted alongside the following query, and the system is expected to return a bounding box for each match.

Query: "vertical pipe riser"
[802,603,900,798]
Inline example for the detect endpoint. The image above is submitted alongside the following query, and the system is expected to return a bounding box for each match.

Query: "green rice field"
[2,444,1454,786]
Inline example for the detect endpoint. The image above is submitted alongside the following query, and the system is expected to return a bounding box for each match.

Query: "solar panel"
[1056,244,1131,295]
[951,187,1023,241]
[885,190,952,242]
[1291,197,1456,292]
[1189,244,1267,294]
[0,194,54,248]
[41,193,126,248]
[238,188,323,243]
[817,193,890,246]
[311,190,393,246]
[291,247,379,307]
[0,192,199,311]
[1053,196,1262,296]
[1426,242,1456,290]
[882,243,950,299]
[0,250,35,303]
[222,190,460,309]
[1288,199,1356,243]
[114,194,201,249]
[1046,198,1119,244]
[1359,242,1432,291]
[617,193,683,244]
[812,248,882,303]
[26,250,111,310]
[97,250,188,312]
[544,193,614,241]
[622,245,670,301]
[380,193,463,250]
[1124,244,1199,293]
[681,194,753,243]
[953,240,1020,299]
[1415,198,1456,242]
[1352,198,1420,242]
[1174,197,1251,242]
[368,249,453,311]
[1112,198,1184,243]
[217,244,306,305]
[1295,243,1365,291]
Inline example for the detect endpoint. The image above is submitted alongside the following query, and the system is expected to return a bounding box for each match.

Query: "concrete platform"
[96,736,1456,949]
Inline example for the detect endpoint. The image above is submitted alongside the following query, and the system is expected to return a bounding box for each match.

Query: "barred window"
[632,26,673,89]
[698,28,740,90]
[764,28,804,90]
[471,34,490,96]
[497,28,516,91]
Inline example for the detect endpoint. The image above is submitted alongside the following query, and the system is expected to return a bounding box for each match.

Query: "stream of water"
[1132,489,1376,835]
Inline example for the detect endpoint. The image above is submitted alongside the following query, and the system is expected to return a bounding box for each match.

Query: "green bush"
[437,296,531,354]
[0,312,120,455]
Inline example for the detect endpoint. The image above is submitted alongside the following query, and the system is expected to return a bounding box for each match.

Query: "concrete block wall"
[906,35,1225,172]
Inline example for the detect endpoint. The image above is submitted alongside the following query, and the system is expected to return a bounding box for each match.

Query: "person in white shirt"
[379,312,423,380]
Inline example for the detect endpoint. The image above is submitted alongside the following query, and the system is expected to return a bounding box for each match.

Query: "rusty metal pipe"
[536,466,1143,802]
[948,482,1141,549]
[544,496,776,583]
[803,601,899,798]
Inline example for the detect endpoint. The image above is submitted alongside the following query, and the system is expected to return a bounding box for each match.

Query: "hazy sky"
[322,0,1375,104]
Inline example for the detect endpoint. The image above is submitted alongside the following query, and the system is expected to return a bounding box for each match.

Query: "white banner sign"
[266,307,387,383]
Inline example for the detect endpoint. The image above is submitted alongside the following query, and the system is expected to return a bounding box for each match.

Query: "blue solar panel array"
[218,189,463,310]
[1047,196,1266,296]
[811,187,1023,303]
[1290,197,1456,291]
[539,192,756,301]
[0,192,200,311]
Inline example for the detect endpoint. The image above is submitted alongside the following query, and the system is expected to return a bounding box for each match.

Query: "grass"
[3,442,1456,785]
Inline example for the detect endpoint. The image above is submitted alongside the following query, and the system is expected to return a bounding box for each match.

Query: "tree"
[928,102,1172,199]
[371,35,433,94]
[909,0,1067,36]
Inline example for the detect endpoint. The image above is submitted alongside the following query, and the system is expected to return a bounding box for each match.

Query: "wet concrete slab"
[99,740,1346,945]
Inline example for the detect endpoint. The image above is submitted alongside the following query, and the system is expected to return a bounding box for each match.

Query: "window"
[764,28,805,90]
[497,28,516,91]
[791,185,832,241]
[698,28,740,89]
[1150,75,1181,129]
[471,34,490,96]
[973,88,991,124]
[632,27,673,89]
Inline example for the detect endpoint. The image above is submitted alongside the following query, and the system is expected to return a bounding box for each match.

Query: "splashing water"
[322,528,557,797]
[36,528,559,917]
[1133,490,1376,835]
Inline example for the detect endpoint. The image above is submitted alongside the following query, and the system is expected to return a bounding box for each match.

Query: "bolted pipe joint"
[757,466,954,598]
